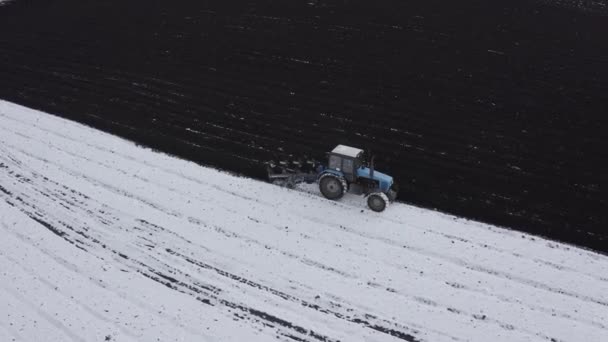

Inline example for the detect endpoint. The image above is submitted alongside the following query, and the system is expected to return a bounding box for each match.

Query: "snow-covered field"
[0,100,607,342]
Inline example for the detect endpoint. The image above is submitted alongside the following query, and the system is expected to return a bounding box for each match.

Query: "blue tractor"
[268,144,398,212]
[317,145,397,211]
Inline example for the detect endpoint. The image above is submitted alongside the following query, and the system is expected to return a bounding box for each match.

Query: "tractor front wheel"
[319,174,346,200]
[367,192,388,212]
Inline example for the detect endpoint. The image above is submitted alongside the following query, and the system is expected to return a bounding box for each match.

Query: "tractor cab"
[327,145,364,182]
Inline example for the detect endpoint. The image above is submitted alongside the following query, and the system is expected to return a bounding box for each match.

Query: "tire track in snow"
[298,209,608,310]
[0,205,217,342]
[164,248,425,342]
[0,273,86,342]
[0,247,140,341]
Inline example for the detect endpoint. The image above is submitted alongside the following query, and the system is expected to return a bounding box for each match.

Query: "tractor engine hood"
[357,167,393,191]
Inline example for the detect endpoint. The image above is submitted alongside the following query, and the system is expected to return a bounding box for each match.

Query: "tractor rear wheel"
[367,192,388,212]
[319,174,346,200]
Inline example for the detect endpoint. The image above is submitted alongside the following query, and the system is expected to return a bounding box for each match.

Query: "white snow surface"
[0,100,607,342]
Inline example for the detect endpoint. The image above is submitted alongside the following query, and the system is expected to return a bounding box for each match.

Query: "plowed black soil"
[0,0,607,252]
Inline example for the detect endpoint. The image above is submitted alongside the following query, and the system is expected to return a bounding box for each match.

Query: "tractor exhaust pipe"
[370,155,375,179]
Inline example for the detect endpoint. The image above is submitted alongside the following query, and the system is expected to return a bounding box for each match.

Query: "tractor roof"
[331,144,363,158]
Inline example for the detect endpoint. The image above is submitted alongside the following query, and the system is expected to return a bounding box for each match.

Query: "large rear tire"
[319,174,346,200]
[367,192,388,212]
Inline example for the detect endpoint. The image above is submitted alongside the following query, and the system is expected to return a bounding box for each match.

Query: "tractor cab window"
[329,155,341,170]
[342,158,354,174]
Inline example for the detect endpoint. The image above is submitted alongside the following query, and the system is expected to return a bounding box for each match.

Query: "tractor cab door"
[341,158,356,182]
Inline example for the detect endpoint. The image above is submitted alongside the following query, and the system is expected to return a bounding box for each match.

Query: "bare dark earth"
[0,0,607,252]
